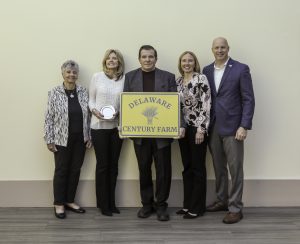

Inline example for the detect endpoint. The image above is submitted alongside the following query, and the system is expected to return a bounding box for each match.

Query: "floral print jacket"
[176,73,211,133]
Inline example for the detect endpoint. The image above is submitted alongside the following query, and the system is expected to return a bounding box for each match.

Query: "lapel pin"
[229,64,232,67]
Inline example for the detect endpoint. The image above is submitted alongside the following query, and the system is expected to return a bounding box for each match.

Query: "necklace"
[63,83,76,98]
[65,88,75,98]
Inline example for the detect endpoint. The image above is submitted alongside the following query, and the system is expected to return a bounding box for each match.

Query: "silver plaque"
[100,105,116,119]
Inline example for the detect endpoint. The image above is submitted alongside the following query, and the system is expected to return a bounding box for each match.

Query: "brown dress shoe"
[223,212,243,224]
[206,202,228,212]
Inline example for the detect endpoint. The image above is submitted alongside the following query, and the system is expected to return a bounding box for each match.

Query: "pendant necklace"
[63,83,76,98]
[65,89,75,98]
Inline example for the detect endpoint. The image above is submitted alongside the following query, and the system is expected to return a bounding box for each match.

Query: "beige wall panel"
[0,0,299,184]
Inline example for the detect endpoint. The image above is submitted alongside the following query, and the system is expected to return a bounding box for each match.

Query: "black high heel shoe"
[176,209,188,215]
[54,207,66,219]
[65,205,86,213]
[183,212,201,219]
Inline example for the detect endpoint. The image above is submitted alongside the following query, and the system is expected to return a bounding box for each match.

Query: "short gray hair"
[61,60,79,73]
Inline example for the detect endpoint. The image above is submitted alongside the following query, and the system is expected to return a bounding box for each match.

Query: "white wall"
[0,0,299,182]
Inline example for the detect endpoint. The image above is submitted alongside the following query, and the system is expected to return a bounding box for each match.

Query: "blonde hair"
[102,49,124,80]
[178,51,201,76]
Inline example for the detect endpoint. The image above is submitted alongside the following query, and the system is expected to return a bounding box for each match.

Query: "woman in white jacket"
[89,49,125,216]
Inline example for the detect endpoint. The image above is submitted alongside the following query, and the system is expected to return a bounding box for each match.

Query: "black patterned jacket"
[44,84,90,146]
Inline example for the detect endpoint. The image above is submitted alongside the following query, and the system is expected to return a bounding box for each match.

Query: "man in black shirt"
[123,45,176,221]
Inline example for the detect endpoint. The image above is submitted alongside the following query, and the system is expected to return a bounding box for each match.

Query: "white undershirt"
[214,58,229,92]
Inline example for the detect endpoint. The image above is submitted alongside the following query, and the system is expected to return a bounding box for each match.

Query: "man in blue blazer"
[123,45,176,221]
[203,37,255,224]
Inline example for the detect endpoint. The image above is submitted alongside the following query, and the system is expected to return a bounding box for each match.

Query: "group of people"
[44,37,255,224]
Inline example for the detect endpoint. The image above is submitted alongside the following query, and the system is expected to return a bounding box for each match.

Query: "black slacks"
[53,133,86,205]
[178,126,207,214]
[91,128,123,212]
[134,139,171,209]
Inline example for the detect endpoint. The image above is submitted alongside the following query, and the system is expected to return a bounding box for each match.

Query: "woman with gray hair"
[44,60,92,219]
[89,49,125,216]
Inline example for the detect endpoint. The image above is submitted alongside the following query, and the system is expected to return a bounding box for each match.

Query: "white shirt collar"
[214,57,230,70]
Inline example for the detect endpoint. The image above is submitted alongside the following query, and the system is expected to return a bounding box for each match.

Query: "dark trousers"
[91,128,123,211]
[134,139,172,209]
[178,126,207,214]
[53,133,86,205]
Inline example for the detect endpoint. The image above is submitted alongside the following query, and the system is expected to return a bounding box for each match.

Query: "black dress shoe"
[54,207,66,219]
[137,207,154,218]
[206,202,228,212]
[101,209,113,216]
[112,207,120,214]
[157,211,170,221]
[183,212,200,219]
[65,205,86,213]
[176,209,188,215]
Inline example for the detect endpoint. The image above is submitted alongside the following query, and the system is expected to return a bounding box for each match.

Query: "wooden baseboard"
[0,180,299,207]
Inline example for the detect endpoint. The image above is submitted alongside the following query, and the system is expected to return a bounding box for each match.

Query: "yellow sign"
[120,92,180,138]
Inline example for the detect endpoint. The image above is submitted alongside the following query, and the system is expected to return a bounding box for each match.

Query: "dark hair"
[138,45,157,59]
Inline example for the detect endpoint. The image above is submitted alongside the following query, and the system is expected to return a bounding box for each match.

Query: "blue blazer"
[203,58,255,136]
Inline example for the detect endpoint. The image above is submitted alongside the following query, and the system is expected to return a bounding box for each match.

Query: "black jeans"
[91,128,123,211]
[178,126,207,214]
[134,139,172,210]
[53,133,86,205]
